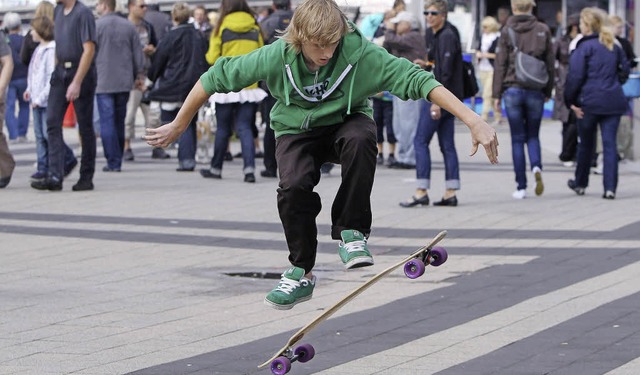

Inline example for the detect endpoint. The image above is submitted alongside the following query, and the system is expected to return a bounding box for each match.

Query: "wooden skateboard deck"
[259,230,448,373]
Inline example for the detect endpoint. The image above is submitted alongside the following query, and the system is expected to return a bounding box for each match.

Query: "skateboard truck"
[404,246,448,279]
[270,344,316,375]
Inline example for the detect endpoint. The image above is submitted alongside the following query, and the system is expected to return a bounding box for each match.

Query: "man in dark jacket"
[492,0,554,200]
[146,2,208,172]
[400,0,463,208]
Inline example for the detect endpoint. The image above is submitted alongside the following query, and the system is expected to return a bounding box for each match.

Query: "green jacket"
[200,24,442,137]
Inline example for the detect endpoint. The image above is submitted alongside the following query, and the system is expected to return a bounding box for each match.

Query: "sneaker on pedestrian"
[264,266,316,310]
[533,166,544,196]
[376,153,383,165]
[512,189,526,199]
[567,179,585,196]
[602,190,615,200]
[31,175,62,191]
[30,171,47,182]
[592,163,603,175]
[386,154,396,166]
[151,147,170,159]
[338,229,374,269]
[260,169,277,178]
[0,175,12,188]
[123,148,134,161]
[244,173,256,183]
[562,161,575,168]
[200,169,221,179]
[72,179,94,192]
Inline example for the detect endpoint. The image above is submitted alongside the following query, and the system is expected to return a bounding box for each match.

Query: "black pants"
[47,65,97,181]
[262,94,277,173]
[276,114,377,273]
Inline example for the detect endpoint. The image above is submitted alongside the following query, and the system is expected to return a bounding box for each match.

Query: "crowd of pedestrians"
[0,0,636,205]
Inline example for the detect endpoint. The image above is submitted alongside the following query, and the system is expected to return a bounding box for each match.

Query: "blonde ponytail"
[581,7,615,51]
[599,26,615,51]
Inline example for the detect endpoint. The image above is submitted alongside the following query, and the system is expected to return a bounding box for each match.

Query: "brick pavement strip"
[1,121,640,374]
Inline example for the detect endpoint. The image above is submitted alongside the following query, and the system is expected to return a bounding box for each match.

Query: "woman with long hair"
[564,7,629,199]
[200,0,266,183]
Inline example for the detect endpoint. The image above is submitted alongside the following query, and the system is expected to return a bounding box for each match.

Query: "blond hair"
[280,0,351,53]
[481,16,500,33]
[511,0,535,13]
[171,2,191,24]
[581,7,615,51]
[34,0,54,20]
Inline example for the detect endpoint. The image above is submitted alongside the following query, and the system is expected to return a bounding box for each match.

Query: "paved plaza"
[1,119,640,375]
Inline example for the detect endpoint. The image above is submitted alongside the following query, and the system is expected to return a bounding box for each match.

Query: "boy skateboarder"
[146,0,498,310]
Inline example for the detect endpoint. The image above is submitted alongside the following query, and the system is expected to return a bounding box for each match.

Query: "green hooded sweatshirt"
[200,23,442,138]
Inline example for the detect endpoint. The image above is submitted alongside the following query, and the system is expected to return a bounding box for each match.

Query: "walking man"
[95,0,145,172]
[123,0,166,161]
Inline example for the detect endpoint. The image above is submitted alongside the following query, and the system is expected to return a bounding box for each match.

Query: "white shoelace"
[342,239,367,253]
[275,276,310,295]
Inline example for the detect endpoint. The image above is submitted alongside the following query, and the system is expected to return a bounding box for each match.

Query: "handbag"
[507,27,549,90]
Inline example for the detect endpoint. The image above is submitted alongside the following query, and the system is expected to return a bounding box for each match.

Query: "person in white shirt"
[476,16,501,125]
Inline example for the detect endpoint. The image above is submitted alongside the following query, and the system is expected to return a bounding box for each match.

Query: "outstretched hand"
[145,122,182,149]
[468,118,499,164]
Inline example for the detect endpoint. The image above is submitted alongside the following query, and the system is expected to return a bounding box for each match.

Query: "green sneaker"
[264,266,316,310]
[338,229,374,269]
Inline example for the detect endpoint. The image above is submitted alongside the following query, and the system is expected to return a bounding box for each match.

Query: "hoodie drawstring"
[347,63,358,115]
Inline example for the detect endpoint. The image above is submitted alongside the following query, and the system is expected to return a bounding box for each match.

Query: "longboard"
[259,230,448,374]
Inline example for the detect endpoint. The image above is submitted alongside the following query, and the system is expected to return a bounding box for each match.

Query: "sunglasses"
[424,11,440,16]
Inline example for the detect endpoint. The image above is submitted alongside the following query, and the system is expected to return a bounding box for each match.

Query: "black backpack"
[461,60,479,99]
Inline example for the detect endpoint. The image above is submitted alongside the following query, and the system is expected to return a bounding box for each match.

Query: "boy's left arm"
[428,86,499,164]
[145,80,209,148]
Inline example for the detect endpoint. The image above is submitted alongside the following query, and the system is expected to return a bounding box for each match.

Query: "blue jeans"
[574,113,621,193]
[211,102,257,174]
[33,107,49,173]
[5,78,29,139]
[33,107,76,174]
[161,108,196,169]
[97,92,129,170]
[503,87,544,190]
[414,100,460,190]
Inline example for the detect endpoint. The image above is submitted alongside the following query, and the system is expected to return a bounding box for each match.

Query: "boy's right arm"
[145,80,209,148]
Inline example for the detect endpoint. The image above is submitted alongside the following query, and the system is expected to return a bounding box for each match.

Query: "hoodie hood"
[280,21,367,117]
[221,11,260,33]
[507,14,539,33]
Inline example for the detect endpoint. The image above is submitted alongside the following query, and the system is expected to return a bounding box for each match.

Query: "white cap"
[390,11,419,29]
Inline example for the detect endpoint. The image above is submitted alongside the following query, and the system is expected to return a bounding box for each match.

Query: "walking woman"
[492,0,554,200]
[200,0,266,183]
[564,7,629,199]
